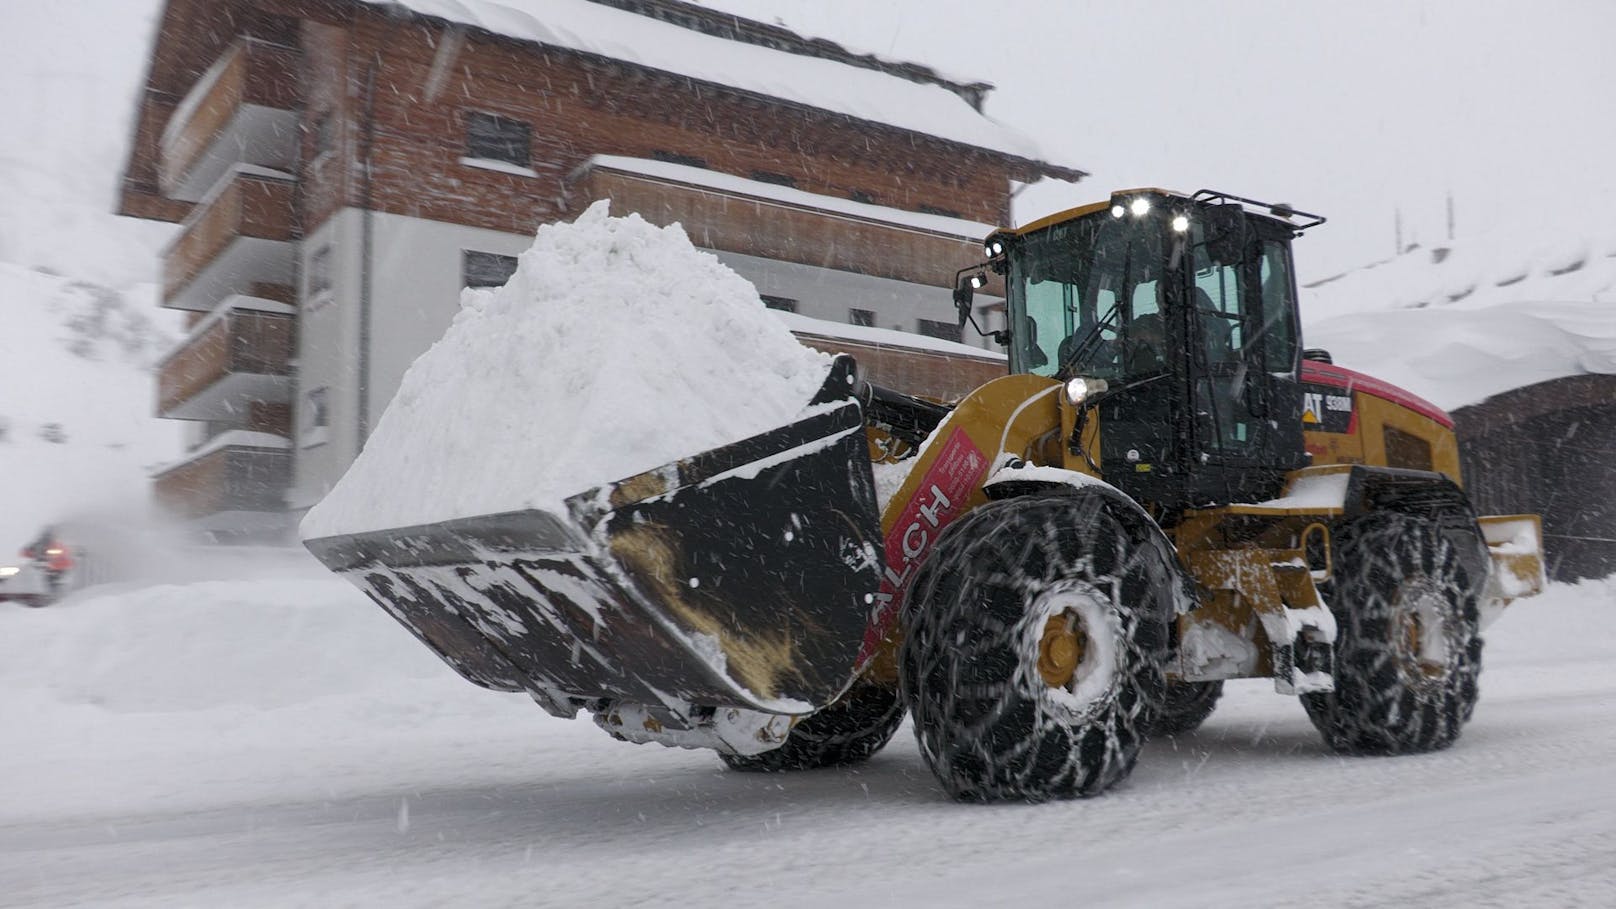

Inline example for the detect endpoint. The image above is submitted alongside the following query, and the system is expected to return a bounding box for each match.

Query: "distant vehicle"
[0,527,82,608]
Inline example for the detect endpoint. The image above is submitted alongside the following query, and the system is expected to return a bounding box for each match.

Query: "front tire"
[1302,511,1484,754]
[718,681,904,772]
[899,494,1173,802]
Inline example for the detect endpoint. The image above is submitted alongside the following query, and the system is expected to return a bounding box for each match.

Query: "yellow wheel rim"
[1038,611,1086,689]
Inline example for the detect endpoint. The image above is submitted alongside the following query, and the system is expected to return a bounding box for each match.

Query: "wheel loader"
[303,188,1545,802]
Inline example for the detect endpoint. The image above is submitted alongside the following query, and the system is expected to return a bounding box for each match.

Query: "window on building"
[848,308,875,327]
[652,149,707,169]
[918,319,961,342]
[751,170,797,188]
[304,387,329,430]
[307,246,331,299]
[463,251,519,289]
[761,295,798,313]
[917,203,964,219]
[465,111,531,167]
[310,111,333,157]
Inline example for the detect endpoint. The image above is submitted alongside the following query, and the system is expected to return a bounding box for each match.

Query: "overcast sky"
[2,0,1611,286]
[697,0,1616,281]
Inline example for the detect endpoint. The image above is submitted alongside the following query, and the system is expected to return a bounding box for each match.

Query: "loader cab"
[996,189,1325,511]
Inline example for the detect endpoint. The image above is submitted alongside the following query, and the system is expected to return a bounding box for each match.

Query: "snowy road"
[3,571,1613,907]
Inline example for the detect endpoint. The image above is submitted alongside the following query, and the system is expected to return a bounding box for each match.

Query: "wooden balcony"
[791,331,1006,403]
[565,161,994,291]
[163,168,296,310]
[152,435,293,525]
[157,302,295,420]
[160,38,300,202]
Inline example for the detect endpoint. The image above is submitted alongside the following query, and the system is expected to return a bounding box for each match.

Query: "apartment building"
[118,0,1081,537]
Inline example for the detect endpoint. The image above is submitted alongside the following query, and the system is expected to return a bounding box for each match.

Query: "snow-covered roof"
[772,310,1006,361]
[365,0,1063,168]
[579,155,999,240]
[1302,231,1616,411]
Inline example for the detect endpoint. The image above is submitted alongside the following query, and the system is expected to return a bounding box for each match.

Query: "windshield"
[1007,211,1170,381]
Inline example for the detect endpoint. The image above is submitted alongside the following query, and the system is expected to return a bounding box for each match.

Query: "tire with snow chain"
[898,494,1174,802]
[718,682,904,772]
[1143,681,1223,737]
[1302,511,1484,755]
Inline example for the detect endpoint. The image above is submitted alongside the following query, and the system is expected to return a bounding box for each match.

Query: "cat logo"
[1301,388,1356,433]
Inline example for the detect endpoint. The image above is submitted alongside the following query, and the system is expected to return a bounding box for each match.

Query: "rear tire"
[718,682,904,772]
[1144,680,1224,737]
[899,494,1173,802]
[1302,511,1484,754]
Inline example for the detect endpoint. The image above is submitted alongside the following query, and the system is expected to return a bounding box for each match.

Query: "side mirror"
[1202,203,1247,264]
[954,272,984,329]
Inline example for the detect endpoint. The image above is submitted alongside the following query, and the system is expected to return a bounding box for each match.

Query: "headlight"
[0,566,19,578]
[1064,376,1109,405]
[1129,197,1151,217]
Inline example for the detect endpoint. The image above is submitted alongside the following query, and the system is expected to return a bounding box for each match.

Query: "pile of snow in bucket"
[303,202,831,537]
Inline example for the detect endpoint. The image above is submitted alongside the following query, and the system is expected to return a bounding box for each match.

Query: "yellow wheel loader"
[303,189,1545,802]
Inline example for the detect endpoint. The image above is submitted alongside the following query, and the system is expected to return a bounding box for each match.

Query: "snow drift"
[302,202,831,537]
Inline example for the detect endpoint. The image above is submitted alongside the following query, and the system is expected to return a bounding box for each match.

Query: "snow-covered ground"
[3,566,1611,907]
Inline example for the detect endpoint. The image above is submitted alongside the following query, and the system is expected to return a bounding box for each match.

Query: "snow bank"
[303,202,831,537]
[0,578,438,714]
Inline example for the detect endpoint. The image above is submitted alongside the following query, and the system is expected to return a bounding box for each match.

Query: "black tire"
[898,494,1174,802]
[1302,511,1484,755]
[718,682,904,772]
[1143,680,1224,737]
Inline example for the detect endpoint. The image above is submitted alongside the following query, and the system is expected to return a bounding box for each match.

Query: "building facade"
[118,0,1080,537]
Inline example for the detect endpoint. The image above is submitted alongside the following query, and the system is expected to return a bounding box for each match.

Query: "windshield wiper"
[1056,303,1120,379]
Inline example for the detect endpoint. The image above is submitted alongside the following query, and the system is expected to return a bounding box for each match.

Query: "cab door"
[1181,224,1307,505]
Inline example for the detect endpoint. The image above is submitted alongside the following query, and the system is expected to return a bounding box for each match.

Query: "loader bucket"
[303,357,883,716]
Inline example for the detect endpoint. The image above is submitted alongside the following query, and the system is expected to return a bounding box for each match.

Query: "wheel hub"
[1397,578,1450,680]
[1038,612,1086,688]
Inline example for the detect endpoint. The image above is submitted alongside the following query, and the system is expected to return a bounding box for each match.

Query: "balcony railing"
[163,168,296,310]
[160,38,300,202]
[152,434,293,523]
[157,302,295,420]
[566,161,992,290]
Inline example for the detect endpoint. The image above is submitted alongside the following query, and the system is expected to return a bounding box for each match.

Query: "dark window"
[651,149,707,169]
[751,170,797,188]
[849,190,876,204]
[917,204,964,218]
[761,295,798,313]
[465,111,531,167]
[918,319,960,342]
[1257,239,1300,373]
[307,246,331,298]
[305,387,329,430]
[848,308,875,327]
[311,111,333,157]
[463,251,519,289]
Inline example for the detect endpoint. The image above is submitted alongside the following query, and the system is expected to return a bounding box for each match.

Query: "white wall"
[289,210,538,510]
